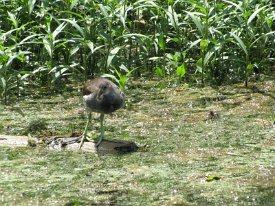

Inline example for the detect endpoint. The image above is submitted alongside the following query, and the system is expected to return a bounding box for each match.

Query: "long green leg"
[79,112,91,149]
[95,114,104,147]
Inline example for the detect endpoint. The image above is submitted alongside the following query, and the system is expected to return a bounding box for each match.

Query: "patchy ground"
[0,76,274,205]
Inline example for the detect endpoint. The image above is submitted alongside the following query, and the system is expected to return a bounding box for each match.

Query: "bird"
[79,77,124,149]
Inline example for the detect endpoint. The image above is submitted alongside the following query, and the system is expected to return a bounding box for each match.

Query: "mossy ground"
[0,76,274,205]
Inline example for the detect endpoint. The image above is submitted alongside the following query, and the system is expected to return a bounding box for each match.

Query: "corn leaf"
[61,19,85,38]
[187,12,204,36]
[28,0,37,15]
[247,6,267,25]
[53,22,67,40]
[231,32,247,56]
[176,63,186,78]
[196,58,203,73]
[107,47,121,68]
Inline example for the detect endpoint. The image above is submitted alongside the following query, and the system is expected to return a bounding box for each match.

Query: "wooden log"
[0,135,139,154]
[0,135,29,147]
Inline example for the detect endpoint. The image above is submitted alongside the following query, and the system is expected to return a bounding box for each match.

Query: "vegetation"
[0,0,274,205]
[0,0,274,104]
[0,78,274,205]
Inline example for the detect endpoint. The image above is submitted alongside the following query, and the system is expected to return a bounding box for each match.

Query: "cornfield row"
[0,0,274,103]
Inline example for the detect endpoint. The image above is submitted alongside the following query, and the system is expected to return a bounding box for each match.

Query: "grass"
[0,76,274,205]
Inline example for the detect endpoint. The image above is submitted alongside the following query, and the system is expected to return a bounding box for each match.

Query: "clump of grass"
[27,119,47,134]
[27,138,37,147]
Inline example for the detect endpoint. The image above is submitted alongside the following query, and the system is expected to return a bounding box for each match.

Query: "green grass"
[0,77,274,205]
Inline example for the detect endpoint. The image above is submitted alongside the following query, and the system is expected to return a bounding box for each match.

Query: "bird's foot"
[95,136,103,147]
[85,134,94,142]
[79,135,85,149]
[79,134,103,149]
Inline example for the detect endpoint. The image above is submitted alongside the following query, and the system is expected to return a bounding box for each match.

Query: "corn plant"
[0,9,36,104]
[102,66,138,90]
[223,0,275,86]
[0,0,274,103]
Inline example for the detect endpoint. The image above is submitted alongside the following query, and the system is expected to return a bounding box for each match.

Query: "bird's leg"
[95,113,104,147]
[79,112,92,149]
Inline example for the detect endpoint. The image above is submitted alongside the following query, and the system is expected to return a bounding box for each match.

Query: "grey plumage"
[83,77,124,114]
[80,77,124,148]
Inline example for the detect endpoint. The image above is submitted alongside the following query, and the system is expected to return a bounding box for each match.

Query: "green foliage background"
[0,0,274,103]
